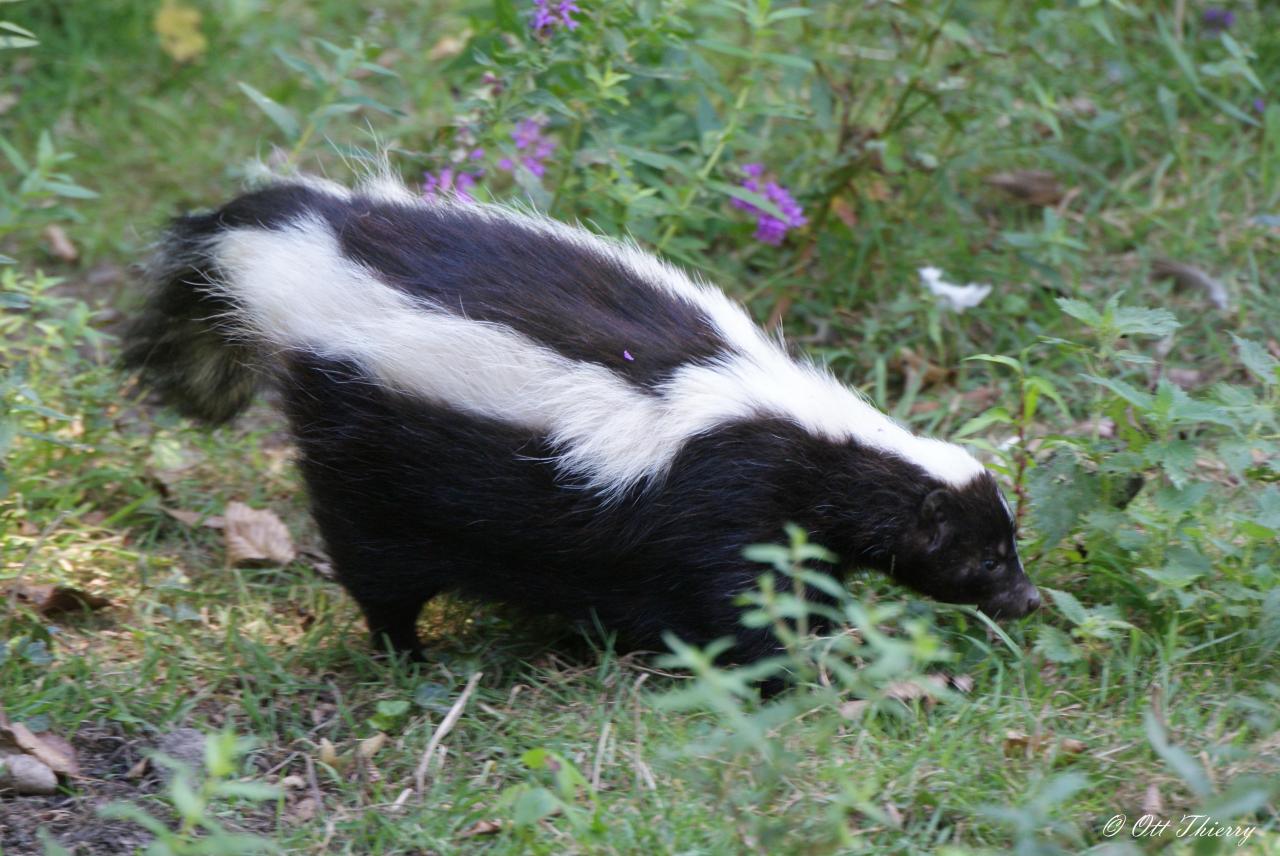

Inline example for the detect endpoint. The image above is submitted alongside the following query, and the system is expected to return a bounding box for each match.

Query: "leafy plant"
[98,730,281,856]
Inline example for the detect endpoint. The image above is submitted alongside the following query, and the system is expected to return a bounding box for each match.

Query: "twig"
[414,671,482,794]
[590,720,611,791]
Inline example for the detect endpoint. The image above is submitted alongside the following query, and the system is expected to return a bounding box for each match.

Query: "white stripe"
[216,203,985,494]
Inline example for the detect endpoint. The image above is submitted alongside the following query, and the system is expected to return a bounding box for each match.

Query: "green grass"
[2,1,1279,854]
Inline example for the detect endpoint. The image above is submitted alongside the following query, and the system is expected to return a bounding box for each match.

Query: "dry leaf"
[838,699,869,719]
[0,721,80,777]
[1142,782,1163,815]
[0,92,18,116]
[986,170,1065,207]
[458,819,503,838]
[0,750,58,794]
[162,506,225,529]
[125,757,150,780]
[1151,259,1231,310]
[428,30,472,60]
[883,802,904,829]
[1003,729,1086,760]
[224,502,295,567]
[154,1,207,63]
[831,197,858,228]
[318,738,339,768]
[7,583,110,617]
[280,774,306,790]
[43,225,78,262]
[357,732,387,760]
[289,796,318,825]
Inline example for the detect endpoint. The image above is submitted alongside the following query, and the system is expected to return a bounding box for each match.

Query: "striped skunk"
[123,176,1040,666]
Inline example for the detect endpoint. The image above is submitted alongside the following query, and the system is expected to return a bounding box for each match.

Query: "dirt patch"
[0,722,153,856]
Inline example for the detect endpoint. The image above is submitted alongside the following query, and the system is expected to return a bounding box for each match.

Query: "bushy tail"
[121,210,262,424]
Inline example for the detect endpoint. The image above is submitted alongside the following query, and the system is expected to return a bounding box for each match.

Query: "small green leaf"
[1232,335,1279,386]
[1045,588,1089,626]
[237,82,301,140]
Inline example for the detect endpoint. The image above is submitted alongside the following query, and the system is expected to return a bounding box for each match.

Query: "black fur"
[123,181,1040,667]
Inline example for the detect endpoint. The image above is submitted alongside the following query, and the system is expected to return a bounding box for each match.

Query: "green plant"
[98,730,281,856]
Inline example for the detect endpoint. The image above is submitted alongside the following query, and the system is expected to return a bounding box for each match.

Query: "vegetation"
[2,1,1277,853]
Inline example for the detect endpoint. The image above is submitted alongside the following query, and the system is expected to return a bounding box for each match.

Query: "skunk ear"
[920,489,955,552]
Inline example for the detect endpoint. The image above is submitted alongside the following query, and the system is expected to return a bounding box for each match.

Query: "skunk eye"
[981,559,998,572]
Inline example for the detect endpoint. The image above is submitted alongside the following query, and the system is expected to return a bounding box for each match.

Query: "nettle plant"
[237,0,1081,291]
[965,296,1280,664]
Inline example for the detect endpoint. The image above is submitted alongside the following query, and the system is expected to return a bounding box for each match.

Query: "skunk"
[123,176,1040,664]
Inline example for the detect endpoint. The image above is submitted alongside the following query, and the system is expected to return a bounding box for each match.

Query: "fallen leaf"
[428,30,472,61]
[883,802,904,829]
[1142,782,1163,815]
[0,721,80,777]
[288,796,318,824]
[1002,729,1087,760]
[223,502,295,567]
[318,738,339,768]
[7,583,110,617]
[0,750,58,794]
[458,819,503,838]
[838,699,869,719]
[43,225,78,262]
[162,507,225,529]
[125,757,150,780]
[357,732,387,760]
[985,170,1064,206]
[1151,259,1231,311]
[281,774,306,790]
[154,0,207,63]
[831,197,858,228]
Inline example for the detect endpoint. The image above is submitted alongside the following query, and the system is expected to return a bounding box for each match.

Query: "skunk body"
[124,178,1039,662]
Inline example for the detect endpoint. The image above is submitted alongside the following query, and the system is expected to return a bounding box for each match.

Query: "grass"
[2,1,1279,854]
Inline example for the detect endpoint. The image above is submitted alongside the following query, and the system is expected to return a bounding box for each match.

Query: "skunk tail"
[121,209,263,425]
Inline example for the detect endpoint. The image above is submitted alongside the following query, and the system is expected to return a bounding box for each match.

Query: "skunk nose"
[1023,589,1041,614]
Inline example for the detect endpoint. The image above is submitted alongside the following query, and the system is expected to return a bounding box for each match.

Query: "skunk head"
[888,473,1039,619]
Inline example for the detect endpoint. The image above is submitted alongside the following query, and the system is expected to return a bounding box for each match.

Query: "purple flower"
[423,167,482,202]
[499,118,557,178]
[532,0,581,34]
[1202,8,1235,32]
[1254,98,1266,114]
[730,163,807,245]
[623,350,634,361]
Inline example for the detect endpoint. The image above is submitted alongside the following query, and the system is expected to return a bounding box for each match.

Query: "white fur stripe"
[214,207,985,493]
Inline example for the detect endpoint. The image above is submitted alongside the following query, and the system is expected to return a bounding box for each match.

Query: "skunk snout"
[981,582,1041,619]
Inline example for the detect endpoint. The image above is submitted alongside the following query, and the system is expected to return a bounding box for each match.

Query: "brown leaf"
[458,819,503,839]
[125,757,151,780]
[223,501,295,567]
[986,170,1065,207]
[428,30,472,61]
[838,699,869,719]
[1,721,80,777]
[43,225,79,262]
[288,796,318,824]
[831,197,858,228]
[1142,782,1163,815]
[7,583,110,616]
[318,737,340,768]
[1151,259,1231,310]
[1002,729,1086,760]
[162,506,225,529]
[357,732,387,760]
[0,750,58,794]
